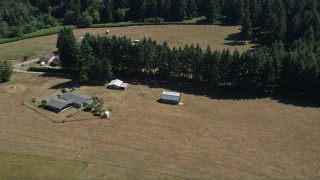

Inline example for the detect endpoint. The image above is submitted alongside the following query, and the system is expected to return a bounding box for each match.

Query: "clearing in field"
[0,73,320,179]
[0,25,254,61]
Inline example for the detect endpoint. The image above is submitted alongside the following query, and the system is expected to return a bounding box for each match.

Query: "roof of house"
[109,79,124,87]
[162,91,181,101]
[40,52,55,63]
[46,97,71,110]
[59,92,92,105]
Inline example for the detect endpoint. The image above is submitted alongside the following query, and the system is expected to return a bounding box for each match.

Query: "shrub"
[23,56,29,61]
[99,98,104,105]
[41,99,47,106]
[144,17,164,24]
[61,88,67,93]
[32,97,36,103]
[84,103,94,112]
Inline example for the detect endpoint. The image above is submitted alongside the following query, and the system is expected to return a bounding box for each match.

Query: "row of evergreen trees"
[57,28,320,100]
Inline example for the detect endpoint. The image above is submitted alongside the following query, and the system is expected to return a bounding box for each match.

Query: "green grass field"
[0,152,87,179]
[0,25,254,62]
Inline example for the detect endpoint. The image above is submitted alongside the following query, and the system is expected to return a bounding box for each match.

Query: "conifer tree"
[241,9,252,41]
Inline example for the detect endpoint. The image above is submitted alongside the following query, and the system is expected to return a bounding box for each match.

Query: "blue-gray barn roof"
[59,92,92,105]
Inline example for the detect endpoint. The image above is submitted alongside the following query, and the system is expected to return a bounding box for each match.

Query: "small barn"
[108,79,128,90]
[161,91,181,104]
[39,52,55,64]
[45,97,71,112]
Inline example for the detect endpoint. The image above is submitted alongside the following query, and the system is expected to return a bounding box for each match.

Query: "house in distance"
[108,79,128,90]
[45,92,93,112]
[39,52,56,64]
[161,91,181,104]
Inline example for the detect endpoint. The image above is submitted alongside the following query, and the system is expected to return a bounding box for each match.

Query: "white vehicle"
[132,40,140,45]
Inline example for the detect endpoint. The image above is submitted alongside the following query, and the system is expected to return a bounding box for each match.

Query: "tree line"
[2,0,320,42]
[57,28,320,101]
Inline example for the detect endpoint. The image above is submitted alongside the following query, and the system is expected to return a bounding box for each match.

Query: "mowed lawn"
[0,152,87,179]
[0,25,253,61]
[0,73,320,179]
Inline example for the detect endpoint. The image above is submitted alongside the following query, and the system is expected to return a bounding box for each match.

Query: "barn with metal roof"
[161,91,181,104]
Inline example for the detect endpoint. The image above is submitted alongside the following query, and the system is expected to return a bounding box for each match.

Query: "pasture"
[0,25,253,61]
[0,73,320,179]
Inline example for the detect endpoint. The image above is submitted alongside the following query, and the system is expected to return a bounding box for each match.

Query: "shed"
[161,91,181,104]
[108,79,128,90]
[45,97,71,112]
[39,52,55,64]
[102,111,110,119]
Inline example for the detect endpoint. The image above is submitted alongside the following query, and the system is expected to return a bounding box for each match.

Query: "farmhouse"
[45,97,71,112]
[161,91,181,104]
[108,79,128,90]
[39,52,55,64]
[45,92,93,112]
[58,92,93,108]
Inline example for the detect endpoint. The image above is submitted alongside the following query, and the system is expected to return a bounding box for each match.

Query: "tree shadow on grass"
[223,32,250,47]
[48,79,81,90]
[139,77,320,108]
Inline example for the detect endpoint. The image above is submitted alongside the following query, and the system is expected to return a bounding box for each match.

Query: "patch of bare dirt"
[3,84,27,94]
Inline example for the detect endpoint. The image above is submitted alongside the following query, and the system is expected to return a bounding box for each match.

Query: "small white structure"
[102,111,110,119]
[40,61,45,66]
[161,91,181,104]
[132,40,140,45]
[108,79,128,90]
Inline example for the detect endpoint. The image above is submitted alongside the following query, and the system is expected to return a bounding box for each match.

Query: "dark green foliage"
[56,27,80,78]
[41,100,47,106]
[241,10,252,41]
[0,60,14,82]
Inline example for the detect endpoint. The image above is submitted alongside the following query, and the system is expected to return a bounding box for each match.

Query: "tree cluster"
[57,29,320,101]
[0,0,57,38]
[0,60,13,82]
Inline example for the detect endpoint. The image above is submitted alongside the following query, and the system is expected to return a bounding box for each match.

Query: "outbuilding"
[108,79,128,90]
[161,91,181,104]
[39,52,55,64]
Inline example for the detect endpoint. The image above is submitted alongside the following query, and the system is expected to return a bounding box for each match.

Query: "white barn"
[161,91,181,104]
[108,79,128,90]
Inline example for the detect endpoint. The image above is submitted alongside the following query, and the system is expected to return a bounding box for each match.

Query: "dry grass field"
[0,73,320,179]
[0,25,253,61]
